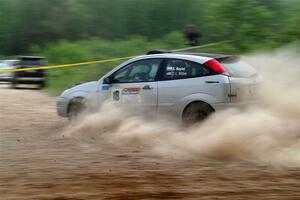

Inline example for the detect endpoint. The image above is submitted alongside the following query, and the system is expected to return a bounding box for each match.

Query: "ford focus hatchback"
[57,52,262,124]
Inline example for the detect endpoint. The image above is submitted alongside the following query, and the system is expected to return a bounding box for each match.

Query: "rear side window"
[220,58,257,78]
[160,59,213,80]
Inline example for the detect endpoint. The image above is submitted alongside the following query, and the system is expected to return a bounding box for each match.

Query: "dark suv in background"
[11,56,47,89]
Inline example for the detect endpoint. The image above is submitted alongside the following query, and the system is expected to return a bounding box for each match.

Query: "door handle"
[205,81,219,84]
[142,85,153,90]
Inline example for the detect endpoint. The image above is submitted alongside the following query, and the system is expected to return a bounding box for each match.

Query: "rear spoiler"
[216,55,240,62]
[146,50,171,55]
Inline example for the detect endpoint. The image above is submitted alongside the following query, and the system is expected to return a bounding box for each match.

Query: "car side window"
[160,59,212,80]
[111,59,161,83]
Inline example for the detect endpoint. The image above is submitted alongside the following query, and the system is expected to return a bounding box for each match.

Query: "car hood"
[63,81,98,95]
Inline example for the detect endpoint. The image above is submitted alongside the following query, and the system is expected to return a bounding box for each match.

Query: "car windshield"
[219,57,257,78]
[19,58,45,66]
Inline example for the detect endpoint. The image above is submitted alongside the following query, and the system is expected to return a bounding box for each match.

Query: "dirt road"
[0,85,300,200]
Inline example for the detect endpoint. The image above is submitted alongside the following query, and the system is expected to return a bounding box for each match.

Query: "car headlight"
[61,89,70,96]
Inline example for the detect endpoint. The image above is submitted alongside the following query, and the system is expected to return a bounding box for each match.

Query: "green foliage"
[0,0,299,55]
[203,0,299,51]
[0,0,299,94]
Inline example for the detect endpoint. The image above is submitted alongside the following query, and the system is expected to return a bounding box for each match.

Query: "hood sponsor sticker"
[122,87,141,95]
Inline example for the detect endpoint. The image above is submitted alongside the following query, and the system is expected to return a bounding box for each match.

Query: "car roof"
[4,59,18,62]
[18,56,45,59]
[179,52,233,59]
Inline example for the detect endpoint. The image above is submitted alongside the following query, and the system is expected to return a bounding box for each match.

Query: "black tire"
[11,80,17,89]
[182,102,214,126]
[38,81,46,89]
[68,98,87,122]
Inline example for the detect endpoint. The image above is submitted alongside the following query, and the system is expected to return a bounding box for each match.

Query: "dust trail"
[64,44,300,167]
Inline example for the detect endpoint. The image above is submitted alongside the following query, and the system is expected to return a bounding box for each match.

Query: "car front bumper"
[56,96,69,117]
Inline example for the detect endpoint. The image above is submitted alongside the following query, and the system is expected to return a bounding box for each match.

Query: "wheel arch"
[67,96,87,114]
[175,93,218,119]
[65,91,90,114]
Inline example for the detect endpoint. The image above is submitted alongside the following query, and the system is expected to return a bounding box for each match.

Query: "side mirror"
[103,77,112,84]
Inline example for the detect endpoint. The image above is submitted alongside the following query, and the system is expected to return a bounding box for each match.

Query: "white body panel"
[157,75,230,117]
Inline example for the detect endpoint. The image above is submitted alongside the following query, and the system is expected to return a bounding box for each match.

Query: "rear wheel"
[182,102,214,126]
[10,79,17,89]
[68,98,88,122]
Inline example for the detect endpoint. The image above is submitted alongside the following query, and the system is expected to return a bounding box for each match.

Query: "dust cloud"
[64,44,300,167]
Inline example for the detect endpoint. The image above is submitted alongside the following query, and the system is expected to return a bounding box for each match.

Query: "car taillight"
[203,59,229,76]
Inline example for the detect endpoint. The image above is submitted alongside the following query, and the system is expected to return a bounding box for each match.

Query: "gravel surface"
[1,84,300,200]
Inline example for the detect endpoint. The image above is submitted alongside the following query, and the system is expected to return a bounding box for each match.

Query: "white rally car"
[57,51,262,124]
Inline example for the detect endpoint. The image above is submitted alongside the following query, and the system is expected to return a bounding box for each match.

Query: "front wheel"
[182,102,214,126]
[68,98,88,122]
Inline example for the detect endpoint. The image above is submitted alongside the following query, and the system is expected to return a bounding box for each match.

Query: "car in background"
[0,60,18,82]
[11,56,47,89]
[57,51,263,124]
